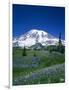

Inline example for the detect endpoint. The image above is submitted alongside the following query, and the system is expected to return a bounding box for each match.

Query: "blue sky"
[13,4,65,40]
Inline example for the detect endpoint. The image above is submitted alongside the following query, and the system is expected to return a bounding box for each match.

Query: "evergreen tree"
[58,32,64,53]
[58,32,62,52]
[58,32,62,47]
[33,50,36,57]
[33,52,36,57]
[22,46,27,56]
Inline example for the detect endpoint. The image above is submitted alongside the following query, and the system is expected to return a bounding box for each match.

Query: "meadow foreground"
[13,48,65,85]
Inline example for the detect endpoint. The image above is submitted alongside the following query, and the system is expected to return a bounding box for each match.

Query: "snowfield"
[13,29,65,47]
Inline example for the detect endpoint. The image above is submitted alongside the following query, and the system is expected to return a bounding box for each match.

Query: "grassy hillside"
[13,47,65,85]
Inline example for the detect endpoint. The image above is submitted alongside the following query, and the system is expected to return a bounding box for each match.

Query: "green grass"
[13,47,65,85]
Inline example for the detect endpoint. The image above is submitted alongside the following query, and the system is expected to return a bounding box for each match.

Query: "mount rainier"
[13,29,64,48]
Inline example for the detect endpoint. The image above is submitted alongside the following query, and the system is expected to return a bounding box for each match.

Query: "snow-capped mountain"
[13,29,64,48]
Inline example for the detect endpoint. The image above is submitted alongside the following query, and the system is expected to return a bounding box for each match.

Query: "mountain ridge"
[13,29,64,48]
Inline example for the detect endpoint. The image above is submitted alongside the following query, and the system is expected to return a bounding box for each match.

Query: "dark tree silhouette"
[58,32,62,47]
[58,32,65,53]
[22,46,27,56]
[33,52,36,57]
